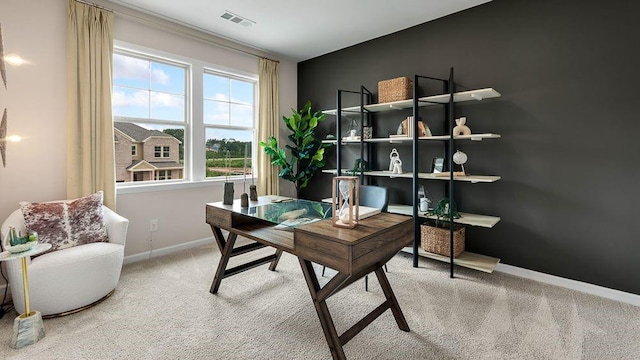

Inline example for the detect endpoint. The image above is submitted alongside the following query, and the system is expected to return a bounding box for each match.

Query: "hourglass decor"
[332,176,359,228]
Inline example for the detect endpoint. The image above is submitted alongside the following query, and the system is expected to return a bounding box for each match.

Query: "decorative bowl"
[7,241,38,254]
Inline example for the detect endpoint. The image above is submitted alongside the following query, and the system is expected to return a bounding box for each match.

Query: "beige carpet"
[1,242,639,359]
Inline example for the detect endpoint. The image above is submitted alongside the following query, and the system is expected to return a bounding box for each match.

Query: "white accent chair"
[1,206,128,317]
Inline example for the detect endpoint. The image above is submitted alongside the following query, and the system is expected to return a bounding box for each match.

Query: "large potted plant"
[421,198,465,257]
[260,101,333,197]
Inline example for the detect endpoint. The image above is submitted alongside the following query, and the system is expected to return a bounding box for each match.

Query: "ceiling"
[108,0,491,62]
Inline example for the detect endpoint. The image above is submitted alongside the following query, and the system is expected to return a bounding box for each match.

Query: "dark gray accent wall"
[297,0,640,295]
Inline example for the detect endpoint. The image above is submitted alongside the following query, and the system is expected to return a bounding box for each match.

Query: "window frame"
[113,41,259,193]
[202,68,257,180]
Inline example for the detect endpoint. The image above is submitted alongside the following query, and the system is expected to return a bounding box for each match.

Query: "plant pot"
[420,223,465,258]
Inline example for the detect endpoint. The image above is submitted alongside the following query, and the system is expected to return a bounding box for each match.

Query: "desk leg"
[375,268,409,331]
[268,250,283,271]
[299,258,346,360]
[299,258,410,359]
[210,231,238,294]
[209,226,282,294]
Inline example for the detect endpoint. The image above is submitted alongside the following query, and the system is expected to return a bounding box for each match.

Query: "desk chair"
[322,185,389,291]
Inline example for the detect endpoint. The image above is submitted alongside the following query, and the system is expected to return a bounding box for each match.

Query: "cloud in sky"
[113,54,169,85]
[113,89,183,108]
[112,89,147,107]
[151,92,183,107]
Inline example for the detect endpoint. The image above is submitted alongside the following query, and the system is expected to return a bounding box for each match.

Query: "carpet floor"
[1,242,639,359]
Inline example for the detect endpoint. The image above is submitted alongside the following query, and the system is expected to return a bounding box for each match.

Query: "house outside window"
[112,49,186,183]
[112,44,258,185]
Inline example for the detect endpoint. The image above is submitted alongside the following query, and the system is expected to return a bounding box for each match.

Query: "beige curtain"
[67,0,116,209]
[257,58,279,196]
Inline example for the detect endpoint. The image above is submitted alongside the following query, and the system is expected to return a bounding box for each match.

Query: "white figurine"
[389,148,400,171]
[392,158,403,174]
[453,117,471,136]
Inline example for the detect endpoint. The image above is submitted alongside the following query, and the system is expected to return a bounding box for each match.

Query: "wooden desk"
[206,197,413,360]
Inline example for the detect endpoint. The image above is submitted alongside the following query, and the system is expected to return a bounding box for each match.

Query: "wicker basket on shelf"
[377,77,412,103]
[420,223,465,258]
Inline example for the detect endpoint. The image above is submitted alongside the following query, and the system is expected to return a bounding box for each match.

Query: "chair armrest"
[103,206,129,246]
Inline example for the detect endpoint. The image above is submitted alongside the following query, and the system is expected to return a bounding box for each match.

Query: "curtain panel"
[67,0,116,209]
[257,58,280,196]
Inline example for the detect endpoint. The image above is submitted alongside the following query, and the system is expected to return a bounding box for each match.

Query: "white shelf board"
[322,88,501,115]
[321,139,362,144]
[401,247,500,273]
[322,169,500,183]
[387,204,500,228]
[363,170,500,183]
[364,133,501,143]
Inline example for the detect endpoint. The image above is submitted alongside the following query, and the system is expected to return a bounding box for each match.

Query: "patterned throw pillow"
[20,191,108,256]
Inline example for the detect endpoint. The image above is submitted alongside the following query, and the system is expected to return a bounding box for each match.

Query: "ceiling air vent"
[220,11,255,27]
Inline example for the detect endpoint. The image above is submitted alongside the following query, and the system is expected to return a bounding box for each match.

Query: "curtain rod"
[73,0,114,13]
[75,0,280,63]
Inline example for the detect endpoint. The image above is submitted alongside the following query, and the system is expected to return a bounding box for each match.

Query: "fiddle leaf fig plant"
[260,101,333,197]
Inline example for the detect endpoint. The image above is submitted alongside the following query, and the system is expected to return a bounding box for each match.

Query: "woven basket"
[420,224,465,258]
[378,77,412,103]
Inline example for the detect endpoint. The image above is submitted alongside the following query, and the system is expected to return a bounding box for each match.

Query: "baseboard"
[123,237,215,265]
[495,263,640,307]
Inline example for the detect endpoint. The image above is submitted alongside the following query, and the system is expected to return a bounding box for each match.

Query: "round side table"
[0,243,52,349]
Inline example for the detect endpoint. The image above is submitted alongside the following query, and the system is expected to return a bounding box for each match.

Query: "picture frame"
[431,157,445,173]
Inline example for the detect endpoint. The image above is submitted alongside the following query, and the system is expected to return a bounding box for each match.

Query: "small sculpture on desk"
[453,117,471,136]
[222,150,234,205]
[249,184,258,201]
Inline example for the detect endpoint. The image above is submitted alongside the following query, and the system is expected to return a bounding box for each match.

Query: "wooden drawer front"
[352,220,413,261]
[206,205,232,228]
[296,232,351,274]
[351,219,413,274]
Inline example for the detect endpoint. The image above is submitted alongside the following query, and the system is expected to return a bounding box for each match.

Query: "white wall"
[0,0,68,222]
[0,0,297,260]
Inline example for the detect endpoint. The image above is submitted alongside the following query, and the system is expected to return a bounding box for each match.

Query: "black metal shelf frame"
[411,69,457,278]
[335,88,372,184]
[332,68,463,278]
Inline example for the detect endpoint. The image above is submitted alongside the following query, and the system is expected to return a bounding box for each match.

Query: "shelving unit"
[323,70,501,276]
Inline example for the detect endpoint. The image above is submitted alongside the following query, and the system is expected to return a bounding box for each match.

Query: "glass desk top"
[239,199,333,228]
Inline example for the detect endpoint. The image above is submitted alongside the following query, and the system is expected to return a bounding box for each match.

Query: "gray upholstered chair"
[322,185,390,291]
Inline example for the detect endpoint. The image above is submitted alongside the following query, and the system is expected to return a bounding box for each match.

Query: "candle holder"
[332,176,359,228]
[249,185,258,201]
[223,182,234,205]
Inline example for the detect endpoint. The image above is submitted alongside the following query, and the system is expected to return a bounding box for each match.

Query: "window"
[112,49,187,183]
[153,146,171,158]
[203,72,255,179]
[154,170,171,180]
[112,44,257,186]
